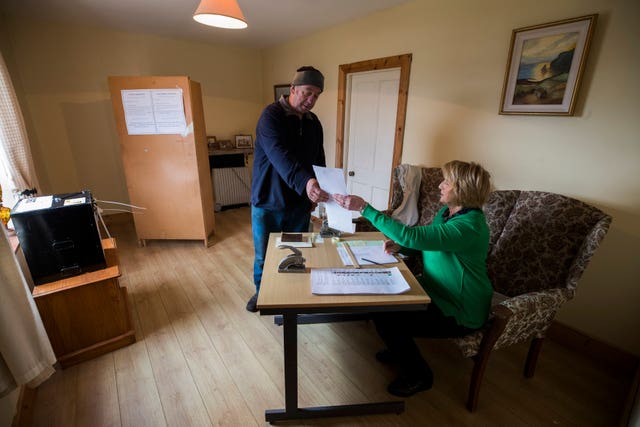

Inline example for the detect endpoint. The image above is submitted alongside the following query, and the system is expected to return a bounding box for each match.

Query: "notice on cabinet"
[121,89,187,135]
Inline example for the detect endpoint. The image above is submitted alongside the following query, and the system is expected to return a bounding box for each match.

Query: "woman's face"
[439,179,456,205]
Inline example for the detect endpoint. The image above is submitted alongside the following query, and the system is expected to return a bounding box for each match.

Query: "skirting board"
[547,322,638,377]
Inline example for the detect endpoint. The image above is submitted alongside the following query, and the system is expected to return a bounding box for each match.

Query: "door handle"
[348,171,355,176]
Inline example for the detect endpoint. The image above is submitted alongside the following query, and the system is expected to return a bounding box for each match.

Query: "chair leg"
[524,337,544,378]
[465,305,512,412]
[467,353,490,412]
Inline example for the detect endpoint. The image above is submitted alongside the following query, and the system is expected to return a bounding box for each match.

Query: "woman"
[333,160,493,397]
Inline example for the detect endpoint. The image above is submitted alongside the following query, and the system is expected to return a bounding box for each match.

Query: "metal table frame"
[260,304,428,423]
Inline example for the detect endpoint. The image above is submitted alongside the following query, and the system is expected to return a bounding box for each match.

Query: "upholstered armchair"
[356,165,612,412]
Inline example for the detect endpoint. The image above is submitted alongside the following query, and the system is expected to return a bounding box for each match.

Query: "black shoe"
[387,372,433,397]
[375,349,398,365]
[246,293,259,312]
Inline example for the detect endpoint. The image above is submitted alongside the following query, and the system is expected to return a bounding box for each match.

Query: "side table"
[31,238,136,368]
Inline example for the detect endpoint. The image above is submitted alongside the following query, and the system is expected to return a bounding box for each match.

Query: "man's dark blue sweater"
[250,98,326,211]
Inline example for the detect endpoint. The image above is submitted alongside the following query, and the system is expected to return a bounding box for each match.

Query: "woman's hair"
[442,160,492,208]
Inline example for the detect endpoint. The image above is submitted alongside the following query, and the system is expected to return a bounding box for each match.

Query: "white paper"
[12,195,53,213]
[121,89,187,135]
[311,267,410,295]
[151,89,187,134]
[337,241,398,266]
[121,90,156,134]
[312,166,355,233]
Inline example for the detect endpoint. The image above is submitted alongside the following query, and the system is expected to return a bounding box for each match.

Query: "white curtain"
[0,51,39,208]
[0,226,56,398]
[0,50,54,397]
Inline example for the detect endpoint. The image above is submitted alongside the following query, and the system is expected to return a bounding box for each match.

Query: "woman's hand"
[383,239,401,254]
[333,194,367,212]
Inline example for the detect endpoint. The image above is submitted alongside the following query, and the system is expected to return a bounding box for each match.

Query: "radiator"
[212,167,251,211]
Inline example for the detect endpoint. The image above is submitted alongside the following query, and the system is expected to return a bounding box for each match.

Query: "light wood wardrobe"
[108,76,215,246]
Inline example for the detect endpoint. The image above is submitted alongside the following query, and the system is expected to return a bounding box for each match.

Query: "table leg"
[265,312,405,423]
[283,312,298,411]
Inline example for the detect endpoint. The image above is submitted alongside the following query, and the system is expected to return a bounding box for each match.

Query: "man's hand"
[306,178,329,203]
[333,194,367,212]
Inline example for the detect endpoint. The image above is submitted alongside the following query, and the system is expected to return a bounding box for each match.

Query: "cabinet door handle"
[348,171,355,176]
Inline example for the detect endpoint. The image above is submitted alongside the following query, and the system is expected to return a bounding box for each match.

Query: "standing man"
[247,66,330,312]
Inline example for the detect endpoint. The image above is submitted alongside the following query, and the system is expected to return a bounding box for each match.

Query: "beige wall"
[1,19,264,205]
[262,0,640,354]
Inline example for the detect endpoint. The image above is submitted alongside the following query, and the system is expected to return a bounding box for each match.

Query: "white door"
[345,68,400,211]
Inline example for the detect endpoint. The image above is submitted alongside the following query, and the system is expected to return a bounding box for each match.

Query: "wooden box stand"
[32,238,135,368]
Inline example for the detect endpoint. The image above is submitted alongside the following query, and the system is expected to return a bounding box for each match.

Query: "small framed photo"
[235,134,253,149]
[206,136,219,149]
[499,14,597,116]
[273,84,290,101]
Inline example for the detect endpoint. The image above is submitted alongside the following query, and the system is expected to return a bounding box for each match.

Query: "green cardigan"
[361,205,492,329]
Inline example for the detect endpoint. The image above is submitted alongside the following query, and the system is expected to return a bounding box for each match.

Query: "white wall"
[262,0,640,355]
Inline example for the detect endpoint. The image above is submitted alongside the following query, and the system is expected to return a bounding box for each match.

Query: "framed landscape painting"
[499,14,597,116]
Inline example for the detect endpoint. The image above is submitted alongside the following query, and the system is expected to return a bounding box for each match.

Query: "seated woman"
[333,160,493,398]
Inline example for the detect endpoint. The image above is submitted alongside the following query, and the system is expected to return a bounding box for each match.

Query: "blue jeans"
[252,205,311,292]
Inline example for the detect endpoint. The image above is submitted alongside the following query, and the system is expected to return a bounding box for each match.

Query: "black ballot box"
[11,190,106,286]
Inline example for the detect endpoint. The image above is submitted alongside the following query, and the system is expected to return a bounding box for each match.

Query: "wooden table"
[257,232,430,423]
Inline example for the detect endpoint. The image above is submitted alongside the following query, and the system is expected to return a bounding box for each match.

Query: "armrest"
[499,288,572,314]
[493,288,572,350]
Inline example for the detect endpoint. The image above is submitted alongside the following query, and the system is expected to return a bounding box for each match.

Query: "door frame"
[335,54,412,205]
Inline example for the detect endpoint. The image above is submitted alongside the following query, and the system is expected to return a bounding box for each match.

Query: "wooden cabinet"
[32,238,135,368]
[108,76,215,246]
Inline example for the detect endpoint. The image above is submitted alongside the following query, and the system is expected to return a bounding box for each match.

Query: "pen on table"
[361,258,384,265]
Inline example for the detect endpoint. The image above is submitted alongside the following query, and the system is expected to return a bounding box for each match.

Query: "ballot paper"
[312,166,355,233]
[337,241,398,266]
[311,267,410,295]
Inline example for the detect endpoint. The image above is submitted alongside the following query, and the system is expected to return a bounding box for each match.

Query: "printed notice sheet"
[121,89,187,135]
[337,240,398,266]
[311,267,410,295]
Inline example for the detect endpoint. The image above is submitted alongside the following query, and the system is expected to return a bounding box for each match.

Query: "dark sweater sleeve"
[256,107,315,196]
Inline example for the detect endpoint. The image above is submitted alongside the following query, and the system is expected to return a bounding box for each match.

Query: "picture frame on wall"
[499,14,597,116]
[235,134,253,149]
[206,136,219,149]
[273,84,290,101]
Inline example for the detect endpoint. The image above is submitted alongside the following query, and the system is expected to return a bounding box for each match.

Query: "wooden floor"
[29,206,628,426]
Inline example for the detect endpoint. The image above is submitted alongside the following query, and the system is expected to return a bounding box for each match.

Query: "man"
[247,66,330,312]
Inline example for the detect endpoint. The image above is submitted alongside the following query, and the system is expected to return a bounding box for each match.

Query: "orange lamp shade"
[193,0,247,29]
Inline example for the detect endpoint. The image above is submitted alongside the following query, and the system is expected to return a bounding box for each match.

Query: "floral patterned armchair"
[356,166,612,411]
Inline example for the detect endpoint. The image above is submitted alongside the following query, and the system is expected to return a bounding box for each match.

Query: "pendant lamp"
[193,0,247,29]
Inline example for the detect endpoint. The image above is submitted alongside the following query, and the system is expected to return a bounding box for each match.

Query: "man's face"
[288,84,322,114]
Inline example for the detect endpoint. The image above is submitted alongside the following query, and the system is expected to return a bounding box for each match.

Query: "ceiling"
[0,0,412,49]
